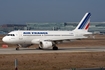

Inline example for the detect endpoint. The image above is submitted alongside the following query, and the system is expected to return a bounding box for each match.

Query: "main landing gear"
[53,45,58,50]
[38,47,42,50]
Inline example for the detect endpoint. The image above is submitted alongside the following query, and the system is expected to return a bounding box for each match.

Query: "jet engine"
[39,41,52,49]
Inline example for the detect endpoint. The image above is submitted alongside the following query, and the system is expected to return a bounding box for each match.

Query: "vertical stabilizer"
[74,12,91,31]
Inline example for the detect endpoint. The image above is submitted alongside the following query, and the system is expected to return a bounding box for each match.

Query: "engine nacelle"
[18,44,33,48]
[39,41,52,49]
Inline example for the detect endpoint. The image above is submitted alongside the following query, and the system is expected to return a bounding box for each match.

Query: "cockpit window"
[6,34,15,36]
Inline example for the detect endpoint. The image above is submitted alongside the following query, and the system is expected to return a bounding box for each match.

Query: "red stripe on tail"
[85,23,90,30]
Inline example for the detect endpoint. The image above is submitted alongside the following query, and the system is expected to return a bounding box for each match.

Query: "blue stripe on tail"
[78,13,91,29]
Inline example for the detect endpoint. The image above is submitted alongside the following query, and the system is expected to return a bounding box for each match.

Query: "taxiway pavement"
[0,47,105,54]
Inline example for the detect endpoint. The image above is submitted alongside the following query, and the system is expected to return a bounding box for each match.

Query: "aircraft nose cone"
[2,37,6,42]
[2,37,8,43]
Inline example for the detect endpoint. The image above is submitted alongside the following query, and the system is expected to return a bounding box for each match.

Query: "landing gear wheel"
[38,47,42,49]
[53,46,58,50]
[16,47,19,50]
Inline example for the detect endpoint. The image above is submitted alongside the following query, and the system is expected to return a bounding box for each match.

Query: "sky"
[0,0,105,24]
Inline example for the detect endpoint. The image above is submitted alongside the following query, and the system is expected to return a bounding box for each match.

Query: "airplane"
[2,12,92,50]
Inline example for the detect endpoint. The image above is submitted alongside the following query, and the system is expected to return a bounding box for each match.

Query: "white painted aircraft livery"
[2,12,92,50]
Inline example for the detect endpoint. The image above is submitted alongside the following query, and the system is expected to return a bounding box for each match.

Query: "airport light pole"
[15,59,18,70]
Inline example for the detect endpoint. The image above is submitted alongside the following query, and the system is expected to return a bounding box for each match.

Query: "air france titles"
[23,32,48,34]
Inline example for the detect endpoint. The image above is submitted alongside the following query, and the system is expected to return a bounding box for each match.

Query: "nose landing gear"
[16,47,19,50]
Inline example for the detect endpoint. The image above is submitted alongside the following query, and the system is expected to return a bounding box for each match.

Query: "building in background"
[0,24,26,32]
[26,22,105,34]
[26,23,64,30]
[0,22,105,34]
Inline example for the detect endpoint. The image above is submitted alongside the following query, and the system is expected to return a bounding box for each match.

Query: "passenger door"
[18,31,23,41]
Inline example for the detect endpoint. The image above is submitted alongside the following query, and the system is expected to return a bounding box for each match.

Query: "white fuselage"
[2,30,86,44]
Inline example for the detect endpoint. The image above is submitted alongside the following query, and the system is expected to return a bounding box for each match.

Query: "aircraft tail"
[74,12,91,32]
